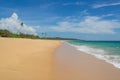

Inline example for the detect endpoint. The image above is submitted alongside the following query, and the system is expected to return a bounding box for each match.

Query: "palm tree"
[41,32,47,38]
[17,22,24,34]
[21,22,24,27]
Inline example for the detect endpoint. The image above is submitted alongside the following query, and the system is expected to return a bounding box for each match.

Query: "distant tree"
[17,22,24,34]
[21,22,24,27]
[41,32,47,38]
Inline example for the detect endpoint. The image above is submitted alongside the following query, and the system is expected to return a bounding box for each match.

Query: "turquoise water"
[67,40,120,69]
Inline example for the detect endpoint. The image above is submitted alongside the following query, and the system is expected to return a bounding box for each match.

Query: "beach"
[0,38,120,80]
[54,42,120,80]
[0,38,60,80]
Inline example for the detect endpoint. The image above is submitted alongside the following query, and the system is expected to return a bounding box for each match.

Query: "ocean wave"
[66,42,120,69]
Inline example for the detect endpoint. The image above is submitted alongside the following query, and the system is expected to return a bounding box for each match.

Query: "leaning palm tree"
[17,22,24,34]
[41,32,47,38]
[21,22,24,27]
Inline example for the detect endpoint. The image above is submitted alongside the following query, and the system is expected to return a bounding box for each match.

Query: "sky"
[0,0,120,40]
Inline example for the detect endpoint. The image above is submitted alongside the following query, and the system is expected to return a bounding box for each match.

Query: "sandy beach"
[0,38,120,80]
[0,38,60,80]
[54,42,120,80]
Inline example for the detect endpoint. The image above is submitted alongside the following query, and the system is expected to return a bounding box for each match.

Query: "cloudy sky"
[0,0,120,40]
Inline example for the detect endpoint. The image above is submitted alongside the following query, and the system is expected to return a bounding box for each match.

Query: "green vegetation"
[0,29,40,39]
[0,29,81,40]
[0,30,12,37]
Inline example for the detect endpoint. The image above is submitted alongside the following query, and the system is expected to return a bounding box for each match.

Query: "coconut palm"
[17,22,24,34]
[21,22,24,27]
[41,32,47,38]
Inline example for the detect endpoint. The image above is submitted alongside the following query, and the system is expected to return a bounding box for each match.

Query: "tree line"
[0,29,40,39]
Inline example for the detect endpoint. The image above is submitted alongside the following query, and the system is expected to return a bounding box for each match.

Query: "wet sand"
[0,38,60,80]
[54,42,120,80]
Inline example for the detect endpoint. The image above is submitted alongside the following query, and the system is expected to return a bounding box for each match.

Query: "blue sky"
[0,0,120,40]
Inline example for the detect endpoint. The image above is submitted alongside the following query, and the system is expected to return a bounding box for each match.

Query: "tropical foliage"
[0,29,40,39]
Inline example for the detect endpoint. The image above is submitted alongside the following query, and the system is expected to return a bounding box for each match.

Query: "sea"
[67,40,120,69]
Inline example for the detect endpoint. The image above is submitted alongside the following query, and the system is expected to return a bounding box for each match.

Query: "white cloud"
[40,2,58,9]
[51,16,120,34]
[80,10,89,15]
[62,2,84,6]
[93,2,120,8]
[0,13,37,35]
[101,14,114,17]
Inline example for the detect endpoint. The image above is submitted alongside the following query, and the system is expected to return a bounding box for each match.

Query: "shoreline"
[65,41,120,69]
[54,42,120,80]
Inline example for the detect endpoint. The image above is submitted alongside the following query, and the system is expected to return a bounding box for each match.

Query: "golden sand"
[1,38,120,80]
[0,38,60,80]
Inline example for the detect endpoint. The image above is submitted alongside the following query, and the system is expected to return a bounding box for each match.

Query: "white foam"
[65,42,120,69]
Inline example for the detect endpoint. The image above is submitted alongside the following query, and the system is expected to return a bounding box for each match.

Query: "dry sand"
[54,42,120,80]
[1,38,120,80]
[0,38,60,80]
